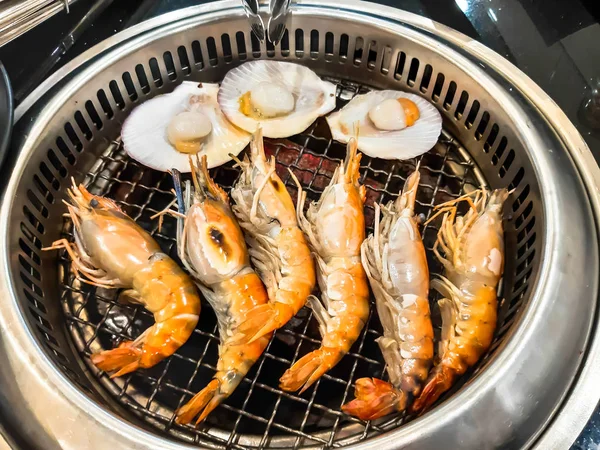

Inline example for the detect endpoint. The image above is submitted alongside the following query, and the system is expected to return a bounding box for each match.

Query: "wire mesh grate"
[58,79,485,449]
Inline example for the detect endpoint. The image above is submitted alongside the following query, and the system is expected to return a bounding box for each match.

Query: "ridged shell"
[327,90,442,160]
[122,82,250,172]
[218,61,337,138]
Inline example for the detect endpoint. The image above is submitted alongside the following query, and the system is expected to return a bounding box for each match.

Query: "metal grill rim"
[12,5,591,449]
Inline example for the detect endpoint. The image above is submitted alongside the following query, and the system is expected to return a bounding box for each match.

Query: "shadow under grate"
[58,79,486,449]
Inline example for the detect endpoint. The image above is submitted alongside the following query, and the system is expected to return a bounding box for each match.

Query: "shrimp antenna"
[352,121,360,139]
[347,121,360,166]
[341,121,362,184]
[251,126,267,163]
[188,156,202,195]
[196,154,208,192]
[229,153,244,167]
[197,154,229,204]
[172,170,185,213]
[171,169,186,245]
[344,138,357,173]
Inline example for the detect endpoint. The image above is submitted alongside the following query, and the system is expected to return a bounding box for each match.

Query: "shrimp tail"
[176,379,225,425]
[234,302,295,344]
[279,347,342,393]
[342,378,407,420]
[90,343,142,378]
[410,365,456,412]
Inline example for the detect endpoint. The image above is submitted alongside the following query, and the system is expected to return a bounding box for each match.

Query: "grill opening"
[53,78,501,449]
[11,22,542,450]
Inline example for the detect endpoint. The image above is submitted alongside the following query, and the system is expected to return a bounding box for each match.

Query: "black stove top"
[0,0,599,448]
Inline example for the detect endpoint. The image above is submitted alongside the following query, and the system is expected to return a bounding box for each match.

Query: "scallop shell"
[218,61,337,138]
[122,81,250,172]
[327,90,443,160]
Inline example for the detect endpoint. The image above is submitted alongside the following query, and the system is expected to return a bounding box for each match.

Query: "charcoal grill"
[1,1,599,449]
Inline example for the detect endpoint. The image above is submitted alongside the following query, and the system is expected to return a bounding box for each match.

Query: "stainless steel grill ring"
[0,2,599,449]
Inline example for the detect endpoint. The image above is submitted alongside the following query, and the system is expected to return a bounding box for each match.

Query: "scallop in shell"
[218,61,337,138]
[327,90,442,160]
[122,81,250,172]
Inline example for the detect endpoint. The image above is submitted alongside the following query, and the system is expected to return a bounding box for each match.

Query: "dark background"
[0,0,599,448]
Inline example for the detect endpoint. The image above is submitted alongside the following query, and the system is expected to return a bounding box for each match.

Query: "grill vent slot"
[310,30,319,58]
[235,32,247,60]
[191,41,204,69]
[465,100,480,129]
[251,32,261,58]
[294,29,303,57]
[367,40,377,69]
[135,64,150,94]
[85,100,103,130]
[46,149,67,177]
[109,80,125,109]
[394,51,406,79]
[380,45,392,75]
[74,112,92,141]
[280,30,290,57]
[325,32,334,60]
[96,89,114,118]
[500,149,516,177]
[63,124,83,153]
[407,57,419,86]
[455,90,469,119]
[420,64,432,93]
[206,37,218,66]
[475,111,490,140]
[33,174,53,204]
[353,36,364,65]
[122,72,138,101]
[431,72,445,101]
[339,33,349,59]
[221,35,233,63]
[443,81,457,110]
[264,37,275,59]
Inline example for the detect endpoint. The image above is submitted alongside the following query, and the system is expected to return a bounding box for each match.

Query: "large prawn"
[411,188,509,412]
[279,138,370,393]
[168,156,270,425]
[230,129,315,343]
[44,182,201,377]
[342,170,434,420]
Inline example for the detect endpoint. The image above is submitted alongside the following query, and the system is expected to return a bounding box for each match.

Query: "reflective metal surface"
[0,62,13,171]
[0,1,598,449]
[240,0,265,42]
[266,0,290,44]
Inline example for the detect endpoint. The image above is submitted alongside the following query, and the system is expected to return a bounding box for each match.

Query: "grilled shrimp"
[279,138,370,393]
[411,188,509,412]
[44,182,200,377]
[343,170,434,420]
[170,156,270,425]
[230,129,315,343]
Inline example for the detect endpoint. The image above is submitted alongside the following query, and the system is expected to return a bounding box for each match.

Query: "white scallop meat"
[217,61,337,138]
[327,90,443,160]
[122,81,250,172]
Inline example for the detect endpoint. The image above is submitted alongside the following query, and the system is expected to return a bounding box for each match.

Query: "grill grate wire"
[58,79,485,449]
